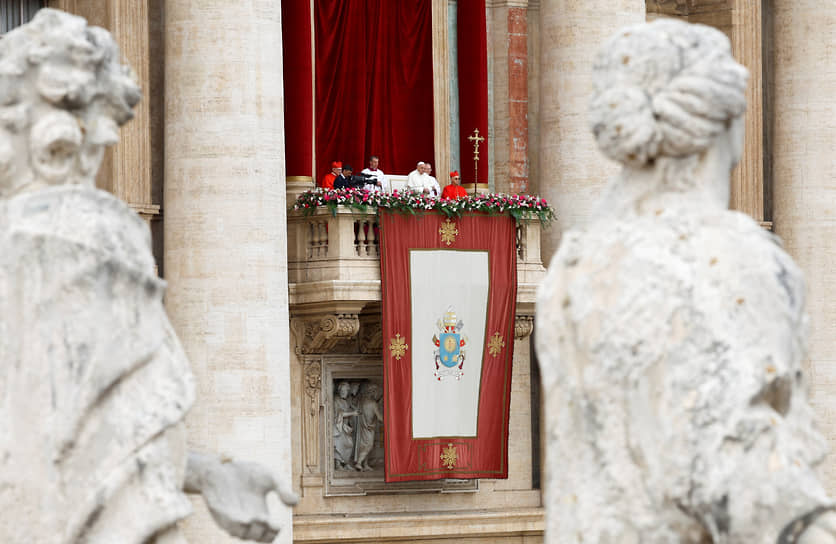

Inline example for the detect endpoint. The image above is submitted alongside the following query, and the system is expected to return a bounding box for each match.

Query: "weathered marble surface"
[536,19,836,543]
[0,9,293,543]
[353,383,383,472]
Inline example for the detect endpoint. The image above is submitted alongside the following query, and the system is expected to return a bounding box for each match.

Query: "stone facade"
[770,2,836,493]
[28,0,836,541]
[286,208,544,542]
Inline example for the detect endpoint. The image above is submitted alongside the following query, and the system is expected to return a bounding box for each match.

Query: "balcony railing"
[288,207,546,309]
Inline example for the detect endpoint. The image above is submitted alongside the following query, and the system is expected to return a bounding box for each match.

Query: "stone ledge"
[293,507,544,543]
[290,280,544,310]
[290,280,382,306]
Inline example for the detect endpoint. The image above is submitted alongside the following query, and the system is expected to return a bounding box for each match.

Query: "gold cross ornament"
[488,332,505,357]
[467,128,485,187]
[389,333,409,360]
[440,443,458,470]
[438,218,459,246]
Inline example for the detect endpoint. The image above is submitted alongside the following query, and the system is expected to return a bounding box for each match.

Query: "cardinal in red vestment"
[320,161,342,189]
[441,171,468,199]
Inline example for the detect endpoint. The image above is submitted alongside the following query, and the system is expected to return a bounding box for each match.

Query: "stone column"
[771,2,836,492]
[729,0,764,222]
[432,0,452,184]
[488,0,530,195]
[51,0,163,264]
[164,3,292,543]
[538,0,645,263]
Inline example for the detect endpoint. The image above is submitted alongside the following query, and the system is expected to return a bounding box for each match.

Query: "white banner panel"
[410,249,489,438]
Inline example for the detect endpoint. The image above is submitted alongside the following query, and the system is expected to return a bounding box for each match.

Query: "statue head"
[588,19,747,207]
[363,383,382,401]
[337,381,351,399]
[0,8,139,197]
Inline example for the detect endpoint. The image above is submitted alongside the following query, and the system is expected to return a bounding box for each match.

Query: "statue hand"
[186,451,299,542]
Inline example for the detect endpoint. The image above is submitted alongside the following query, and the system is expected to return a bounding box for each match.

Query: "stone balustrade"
[287,206,547,314]
[288,207,381,285]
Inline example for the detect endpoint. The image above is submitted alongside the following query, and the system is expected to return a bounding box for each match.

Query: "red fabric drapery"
[314,0,435,182]
[457,0,489,185]
[282,1,313,178]
[380,211,517,481]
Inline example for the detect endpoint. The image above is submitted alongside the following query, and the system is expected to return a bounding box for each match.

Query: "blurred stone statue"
[0,9,295,544]
[334,381,359,470]
[536,19,836,544]
[353,382,383,471]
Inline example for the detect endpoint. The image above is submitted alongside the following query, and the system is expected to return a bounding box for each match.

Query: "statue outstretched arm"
[184,451,299,543]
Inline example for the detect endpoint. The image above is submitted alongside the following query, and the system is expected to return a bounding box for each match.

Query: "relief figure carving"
[333,381,359,470]
[353,382,384,472]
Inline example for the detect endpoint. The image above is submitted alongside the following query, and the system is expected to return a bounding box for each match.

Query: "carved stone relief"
[302,355,478,497]
[358,316,383,354]
[332,379,384,472]
[291,313,360,354]
[303,360,322,472]
[514,315,534,339]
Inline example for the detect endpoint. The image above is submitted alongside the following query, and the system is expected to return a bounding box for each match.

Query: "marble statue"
[353,382,383,472]
[535,19,836,544]
[0,9,295,543]
[334,381,359,470]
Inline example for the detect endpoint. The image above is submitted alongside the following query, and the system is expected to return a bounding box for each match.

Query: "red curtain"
[282,1,313,178]
[314,0,434,182]
[457,0,489,185]
[380,211,517,481]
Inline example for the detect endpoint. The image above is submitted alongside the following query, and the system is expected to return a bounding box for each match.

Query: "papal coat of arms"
[432,307,468,381]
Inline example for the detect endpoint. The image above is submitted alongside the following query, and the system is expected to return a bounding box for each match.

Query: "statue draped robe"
[0,186,195,544]
[537,206,832,543]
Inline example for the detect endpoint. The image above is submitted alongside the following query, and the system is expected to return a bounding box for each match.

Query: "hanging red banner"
[380,210,517,482]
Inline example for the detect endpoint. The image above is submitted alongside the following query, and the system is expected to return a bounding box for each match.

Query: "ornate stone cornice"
[515,315,534,339]
[359,318,383,354]
[291,314,360,354]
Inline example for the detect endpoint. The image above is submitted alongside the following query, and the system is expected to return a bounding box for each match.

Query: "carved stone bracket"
[515,315,534,339]
[359,317,383,354]
[292,314,361,354]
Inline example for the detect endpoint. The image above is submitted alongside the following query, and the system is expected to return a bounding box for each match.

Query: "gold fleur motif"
[389,333,408,360]
[440,443,458,470]
[438,219,459,246]
[488,332,505,357]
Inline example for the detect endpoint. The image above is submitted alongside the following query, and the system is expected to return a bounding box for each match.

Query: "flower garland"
[291,188,556,225]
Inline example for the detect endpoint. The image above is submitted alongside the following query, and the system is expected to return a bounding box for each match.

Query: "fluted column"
[771,1,836,492]
[164,3,292,542]
[538,0,645,263]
